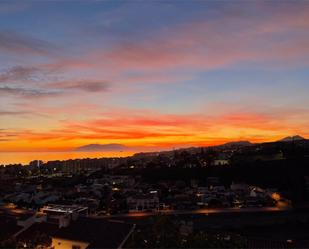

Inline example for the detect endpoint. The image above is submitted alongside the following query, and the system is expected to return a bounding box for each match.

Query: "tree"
[0,238,17,249]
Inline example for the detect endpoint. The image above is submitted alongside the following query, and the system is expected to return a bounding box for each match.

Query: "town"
[1,137,309,248]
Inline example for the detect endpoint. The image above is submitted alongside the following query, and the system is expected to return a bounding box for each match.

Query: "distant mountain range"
[220,140,253,147]
[132,135,308,159]
[74,135,306,153]
[277,135,306,142]
[218,135,306,147]
[219,135,306,146]
[75,143,127,152]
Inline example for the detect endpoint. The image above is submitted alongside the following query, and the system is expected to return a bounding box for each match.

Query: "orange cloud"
[1,107,308,153]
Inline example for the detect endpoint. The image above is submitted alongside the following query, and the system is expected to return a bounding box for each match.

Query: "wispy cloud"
[49,80,110,92]
[0,86,61,98]
[0,31,56,56]
[101,8,309,72]
[0,129,18,142]
[0,110,30,116]
[0,66,38,82]
[35,3,309,90]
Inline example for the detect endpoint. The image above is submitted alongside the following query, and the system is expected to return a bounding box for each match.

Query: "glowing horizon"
[0,135,306,165]
[1,1,309,165]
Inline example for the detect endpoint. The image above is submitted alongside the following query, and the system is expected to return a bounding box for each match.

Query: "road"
[92,205,291,219]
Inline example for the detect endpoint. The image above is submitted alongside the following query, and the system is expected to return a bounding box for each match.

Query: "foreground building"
[52,218,134,249]
[3,204,135,249]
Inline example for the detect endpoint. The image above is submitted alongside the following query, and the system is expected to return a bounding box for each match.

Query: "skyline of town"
[1,134,307,165]
[1,134,309,248]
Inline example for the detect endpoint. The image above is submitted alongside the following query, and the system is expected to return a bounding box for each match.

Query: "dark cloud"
[0,139,10,141]
[0,109,39,117]
[0,108,48,117]
[0,79,109,100]
[0,66,38,82]
[0,110,30,116]
[0,129,17,142]
[49,80,110,92]
[72,81,109,92]
[0,31,56,55]
[0,86,61,98]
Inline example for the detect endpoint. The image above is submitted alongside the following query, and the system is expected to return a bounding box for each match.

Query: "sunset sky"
[1,1,309,164]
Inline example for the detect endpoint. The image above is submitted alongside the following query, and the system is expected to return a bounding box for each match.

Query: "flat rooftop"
[41,204,88,214]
